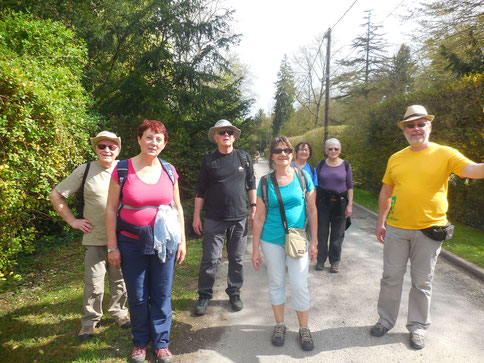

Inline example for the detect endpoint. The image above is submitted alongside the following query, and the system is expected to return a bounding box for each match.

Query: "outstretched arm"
[461,163,484,179]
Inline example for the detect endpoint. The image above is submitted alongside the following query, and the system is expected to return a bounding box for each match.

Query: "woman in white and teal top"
[291,142,318,186]
[251,136,318,352]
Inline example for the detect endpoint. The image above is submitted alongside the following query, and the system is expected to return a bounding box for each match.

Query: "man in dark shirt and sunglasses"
[193,119,257,315]
[370,105,484,349]
[49,131,130,340]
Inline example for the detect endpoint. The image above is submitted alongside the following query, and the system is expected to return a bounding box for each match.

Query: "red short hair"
[137,120,168,141]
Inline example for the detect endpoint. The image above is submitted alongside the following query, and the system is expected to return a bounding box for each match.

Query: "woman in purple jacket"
[315,138,353,273]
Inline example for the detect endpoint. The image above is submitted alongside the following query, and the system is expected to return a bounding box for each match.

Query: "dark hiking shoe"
[410,333,425,349]
[315,262,325,271]
[330,264,340,273]
[370,322,389,337]
[299,327,314,350]
[229,295,243,311]
[77,326,94,341]
[271,324,286,346]
[195,298,209,315]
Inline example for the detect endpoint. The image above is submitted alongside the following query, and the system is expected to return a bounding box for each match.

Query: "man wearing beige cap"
[193,120,257,316]
[370,105,484,349]
[49,131,130,340]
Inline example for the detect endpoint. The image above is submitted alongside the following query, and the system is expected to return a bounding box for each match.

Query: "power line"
[331,0,358,30]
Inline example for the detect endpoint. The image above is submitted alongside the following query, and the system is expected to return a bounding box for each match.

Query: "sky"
[223,0,420,115]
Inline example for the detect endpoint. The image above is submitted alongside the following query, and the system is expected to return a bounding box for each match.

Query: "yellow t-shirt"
[382,143,470,229]
[55,160,117,246]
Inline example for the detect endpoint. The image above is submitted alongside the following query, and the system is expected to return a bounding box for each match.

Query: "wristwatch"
[107,246,119,253]
[250,203,257,207]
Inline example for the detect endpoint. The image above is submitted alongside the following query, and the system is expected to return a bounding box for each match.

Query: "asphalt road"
[180,158,484,362]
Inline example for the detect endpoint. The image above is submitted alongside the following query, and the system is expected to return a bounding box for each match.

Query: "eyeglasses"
[405,121,427,129]
[327,148,339,151]
[273,148,293,154]
[218,129,235,136]
[97,144,118,151]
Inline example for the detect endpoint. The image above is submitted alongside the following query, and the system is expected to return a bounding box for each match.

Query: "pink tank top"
[112,158,178,239]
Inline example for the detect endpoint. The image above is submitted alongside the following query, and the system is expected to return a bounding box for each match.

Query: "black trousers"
[316,196,347,264]
[197,218,248,299]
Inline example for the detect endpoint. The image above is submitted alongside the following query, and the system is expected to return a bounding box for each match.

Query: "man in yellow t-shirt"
[370,105,484,350]
[49,131,130,341]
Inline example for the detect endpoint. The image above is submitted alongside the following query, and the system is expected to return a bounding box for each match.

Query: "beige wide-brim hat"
[397,105,435,130]
[207,119,241,143]
[90,131,122,149]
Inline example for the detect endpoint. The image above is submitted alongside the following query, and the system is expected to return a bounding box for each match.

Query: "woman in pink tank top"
[105,120,186,363]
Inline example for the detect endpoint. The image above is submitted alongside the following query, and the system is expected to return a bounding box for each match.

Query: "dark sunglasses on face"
[273,148,293,154]
[97,144,118,151]
[327,147,339,151]
[218,129,235,136]
[405,121,427,129]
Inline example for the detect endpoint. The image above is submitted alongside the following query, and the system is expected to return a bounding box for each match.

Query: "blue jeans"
[118,234,175,349]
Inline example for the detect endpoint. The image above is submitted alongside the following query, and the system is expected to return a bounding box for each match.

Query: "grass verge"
[353,188,484,269]
[0,234,202,362]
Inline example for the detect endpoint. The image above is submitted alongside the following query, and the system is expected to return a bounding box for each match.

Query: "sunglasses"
[218,129,235,136]
[97,144,118,151]
[273,148,293,154]
[327,148,339,151]
[405,121,427,129]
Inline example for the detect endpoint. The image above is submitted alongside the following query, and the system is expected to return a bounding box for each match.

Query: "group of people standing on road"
[49,104,483,362]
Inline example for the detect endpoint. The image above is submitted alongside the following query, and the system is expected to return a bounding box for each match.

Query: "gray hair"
[324,138,342,150]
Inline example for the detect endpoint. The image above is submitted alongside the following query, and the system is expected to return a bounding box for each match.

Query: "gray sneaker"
[315,262,325,271]
[410,333,425,349]
[299,327,314,350]
[271,324,286,346]
[77,326,94,341]
[195,298,209,316]
[370,322,389,337]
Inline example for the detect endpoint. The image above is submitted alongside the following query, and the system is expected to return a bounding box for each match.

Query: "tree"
[379,44,417,96]
[272,55,295,136]
[1,0,252,198]
[334,10,387,100]
[410,0,484,80]
[292,33,327,126]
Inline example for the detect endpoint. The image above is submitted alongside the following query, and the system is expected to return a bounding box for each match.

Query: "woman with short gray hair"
[315,138,353,273]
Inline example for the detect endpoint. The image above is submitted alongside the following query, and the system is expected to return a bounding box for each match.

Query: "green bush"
[0,11,100,274]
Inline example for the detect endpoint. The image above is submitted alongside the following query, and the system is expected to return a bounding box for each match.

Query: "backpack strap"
[116,159,129,211]
[235,149,249,171]
[158,158,175,185]
[294,167,308,228]
[260,174,269,215]
[79,162,91,219]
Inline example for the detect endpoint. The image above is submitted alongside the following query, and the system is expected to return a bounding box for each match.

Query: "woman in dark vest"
[315,138,353,273]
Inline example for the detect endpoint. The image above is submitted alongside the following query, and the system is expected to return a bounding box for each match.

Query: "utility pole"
[324,28,331,143]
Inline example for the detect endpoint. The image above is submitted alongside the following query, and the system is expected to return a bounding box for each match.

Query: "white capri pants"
[261,240,310,311]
